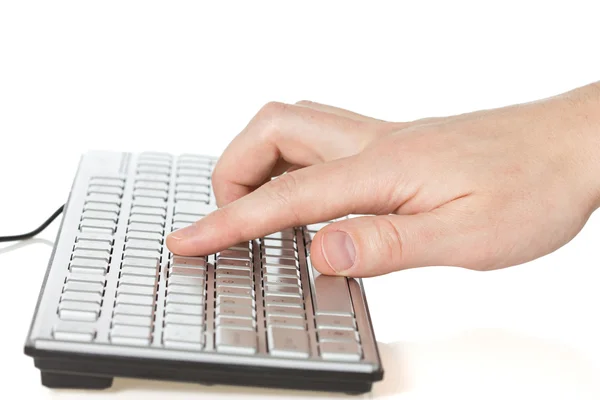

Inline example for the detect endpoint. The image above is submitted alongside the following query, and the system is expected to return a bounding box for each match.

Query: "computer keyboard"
[23,150,383,394]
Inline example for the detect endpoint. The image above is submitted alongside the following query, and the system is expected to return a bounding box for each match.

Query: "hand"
[166,82,600,277]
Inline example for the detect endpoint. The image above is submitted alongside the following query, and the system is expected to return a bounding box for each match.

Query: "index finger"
[166,156,374,256]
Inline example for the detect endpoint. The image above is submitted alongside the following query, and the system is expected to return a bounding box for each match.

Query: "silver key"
[170,266,206,277]
[114,303,153,317]
[177,165,211,175]
[166,293,204,305]
[216,286,255,299]
[174,201,205,215]
[216,295,254,308]
[315,315,356,330]
[89,177,125,187]
[79,226,114,235]
[171,222,192,231]
[88,184,123,197]
[74,239,111,253]
[87,193,121,205]
[175,192,209,202]
[313,272,354,316]
[167,284,204,296]
[72,249,110,262]
[116,293,155,306]
[125,239,162,252]
[264,229,296,240]
[66,272,106,285]
[126,230,163,243]
[58,309,98,321]
[266,315,306,329]
[164,313,203,326]
[120,266,158,277]
[216,327,257,355]
[119,275,156,287]
[215,305,256,319]
[172,213,201,224]
[134,188,168,200]
[264,295,303,308]
[216,258,252,269]
[262,247,297,258]
[216,277,253,288]
[265,305,306,318]
[69,266,106,276]
[136,165,171,175]
[262,238,296,249]
[264,275,300,286]
[176,184,210,194]
[117,283,155,296]
[129,213,165,226]
[122,256,159,269]
[262,256,297,267]
[176,176,209,185]
[53,323,96,342]
[267,326,310,358]
[218,249,252,260]
[165,303,203,316]
[131,205,167,217]
[172,256,206,268]
[132,197,167,209]
[124,248,161,260]
[168,275,205,286]
[76,231,114,244]
[163,324,203,344]
[264,285,302,298]
[70,257,108,272]
[60,291,101,304]
[216,316,256,329]
[82,210,118,222]
[136,173,170,183]
[83,201,120,214]
[112,314,152,327]
[134,181,169,191]
[215,268,252,280]
[63,280,104,294]
[80,218,116,233]
[262,266,299,277]
[110,325,151,345]
[318,329,359,342]
[320,341,362,362]
[58,301,100,320]
[128,222,164,234]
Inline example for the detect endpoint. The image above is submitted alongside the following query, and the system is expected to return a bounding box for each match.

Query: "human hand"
[166,82,600,277]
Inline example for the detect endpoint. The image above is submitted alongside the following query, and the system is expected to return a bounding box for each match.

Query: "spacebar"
[312,269,354,316]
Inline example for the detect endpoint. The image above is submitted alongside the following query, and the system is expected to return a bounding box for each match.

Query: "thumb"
[308,210,464,277]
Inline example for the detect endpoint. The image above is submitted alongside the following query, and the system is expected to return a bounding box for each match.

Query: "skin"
[166,81,600,277]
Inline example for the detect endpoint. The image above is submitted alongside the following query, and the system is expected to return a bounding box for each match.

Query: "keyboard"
[23,150,383,394]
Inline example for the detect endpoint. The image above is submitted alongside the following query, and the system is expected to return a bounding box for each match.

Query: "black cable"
[0,204,65,243]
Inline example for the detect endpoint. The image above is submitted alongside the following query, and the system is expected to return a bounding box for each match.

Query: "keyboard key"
[175,192,209,203]
[124,248,161,260]
[267,326,310,358]
[126,230,163,243]
[313,273,354,316]
[215,268,253,280]
[88,184,123,196]
[315,315,356,330]
[262,238,296,249]
[122,257,159,269]
[89,177,125,187]
[136,165,171,175]
[165,303,203,316]
[76,231,114,244]
[81,209,119,222]
[114,304,153,317]
[262,246,297,259]
[117,283,155,296]
[112,314,152,327]
[265,305,306,318]
[216,286,255,299]
[171,256,206,268]
[264,275,300,286]
[53,323,96,342]
[116,293,155,306]
[216,316,256,329]
[167,275,205,286]
[262,256,297,267]
[70,257,108,273]
[319,341,362,362]
[74,239,112,253]
[216,327,257,355]
[58,301,100,321]
[163,324,203,346]
[132,197,167,209]
[129,213,166,226]
[63,280,104,294]
[87,193,121,205]
[215,305,256,319]
[216,277,253,288]
[72,249,110,263]
[164,313,203,326]
[130,205,167,217]
[60,291,102,304]
[83,201,120,214]
[172,213,202,224]
[264,229,296,240]
[174,201,205,215]
[110,325,152,346]
[264,295,303,308]
[134,181,169,192]
[262,266,300,277]
[128,222,164,234]
[218,249,252,260]
[136,173,170,183]
[166,293,204,305]
[69,265,107,276]
[118,275,156,287]
[134,188,168,200]
[216,258,252,269]
[125,238,162,252]
[176,184,210,194]
[264,285,302,298]
[266,315,306,329]
[79,218,116,233]
[215,295,254,308]
[167,284,204,296]
[121,266,158,277]
[170,266,206,276]
[317,329,359,343]
[176,176,210,185]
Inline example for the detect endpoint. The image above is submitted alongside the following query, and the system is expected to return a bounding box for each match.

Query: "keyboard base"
[28,347,380,395]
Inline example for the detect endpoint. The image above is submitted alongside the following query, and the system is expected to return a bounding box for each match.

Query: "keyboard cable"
[0,204,65,243]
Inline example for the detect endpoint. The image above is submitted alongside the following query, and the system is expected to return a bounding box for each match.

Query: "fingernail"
[322,231,356,273]
[169,223,199,241]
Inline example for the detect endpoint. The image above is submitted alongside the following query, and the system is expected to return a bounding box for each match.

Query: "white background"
[1,1,600,399]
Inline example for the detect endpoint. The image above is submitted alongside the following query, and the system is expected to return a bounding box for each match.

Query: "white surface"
[1,1,600,399]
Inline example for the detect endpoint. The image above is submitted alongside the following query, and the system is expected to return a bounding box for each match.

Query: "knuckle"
[263,173,302,224]
[256,101,288,141]
[372,217,407,266]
